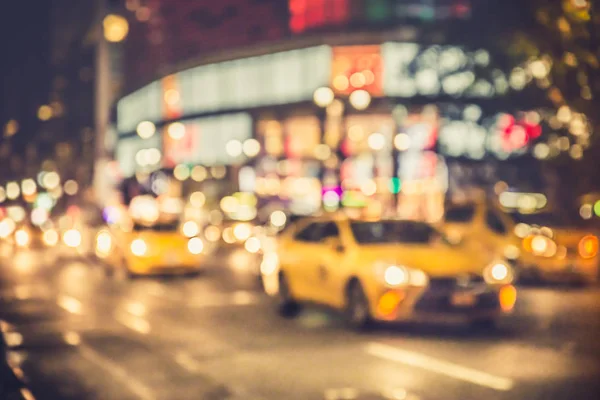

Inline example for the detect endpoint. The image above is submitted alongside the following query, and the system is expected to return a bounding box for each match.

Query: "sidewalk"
[0,331,29,400]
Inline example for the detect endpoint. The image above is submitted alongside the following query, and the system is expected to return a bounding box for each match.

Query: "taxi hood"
[354,243,493,278]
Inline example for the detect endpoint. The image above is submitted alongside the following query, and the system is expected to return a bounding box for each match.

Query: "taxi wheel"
[277,273,301,318]
[345,281,372,330]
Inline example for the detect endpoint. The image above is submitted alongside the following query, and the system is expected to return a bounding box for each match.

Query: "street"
[1,246,600,400]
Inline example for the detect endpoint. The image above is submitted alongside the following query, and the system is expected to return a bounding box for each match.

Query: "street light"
[103,14,129,43]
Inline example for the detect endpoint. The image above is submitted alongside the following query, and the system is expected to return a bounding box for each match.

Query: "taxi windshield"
[133,221,179,232]
[350,221,438,244]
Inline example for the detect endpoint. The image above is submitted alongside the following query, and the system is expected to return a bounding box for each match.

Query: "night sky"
[0,1,52,151]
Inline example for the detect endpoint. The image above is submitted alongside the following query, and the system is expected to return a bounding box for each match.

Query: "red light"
[289,0,349,33]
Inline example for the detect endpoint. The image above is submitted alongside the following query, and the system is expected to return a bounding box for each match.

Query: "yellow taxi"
[443,201,599,284]
[261,215,517,329]
[95,218,207,279]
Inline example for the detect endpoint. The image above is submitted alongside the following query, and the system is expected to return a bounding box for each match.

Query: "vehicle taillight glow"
[579,235,599,259]
[499,285,517,312]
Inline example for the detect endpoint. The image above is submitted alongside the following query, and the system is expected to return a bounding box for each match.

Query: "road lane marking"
[20,388,36,400]
[115,311,151,335]
[57,295,83,315]
[174,352,202,373]
[79,344,155,400]
[189,291,261,308]
[365,342,514,391]
[125,301,147,317]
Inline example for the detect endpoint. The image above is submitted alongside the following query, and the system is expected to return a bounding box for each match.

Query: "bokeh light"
[167,122,185,140]
[313,87,334,108]
[349,90,371,110]
[64,180,79,196]
[136,121,156,139]
[6,182,20,200]
[103,14,129,43]
[243,139,261,157]
[191,166,207,182]
[173,164,190,181]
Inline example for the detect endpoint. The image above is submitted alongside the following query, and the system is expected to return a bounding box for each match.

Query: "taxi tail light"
[499,285,517,312]
[579,235,598,259]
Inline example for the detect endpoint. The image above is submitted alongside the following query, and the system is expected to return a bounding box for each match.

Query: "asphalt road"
[1,244,599,400]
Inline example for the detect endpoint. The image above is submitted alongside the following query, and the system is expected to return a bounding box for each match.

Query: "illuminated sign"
[289,0,350,33]
[382,42,503,99]
[366,0,471,21]
[118,46,331,134]
[162,75,182,120]
[289,0,472,34]
[164,113,252,167]
[115,135,161,177]
[331,46,383,96]
[117,81,162,134]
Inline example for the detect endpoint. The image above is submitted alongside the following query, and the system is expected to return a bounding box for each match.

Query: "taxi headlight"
[15,229,30,247]
[42,229,59,247]
[529,235,556,257]
[483,261,514,284]
[377,263,429,288]
[96,231,112,254]
[187,237,204,255]
[130,239,147,256]
[384,265,409,286]
[63,229,82,248]
[409,269,429,287]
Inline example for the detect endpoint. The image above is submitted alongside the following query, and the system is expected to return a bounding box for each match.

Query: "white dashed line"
[365,342,514,391]
[115,311,151,335]
[174,352,203,373]
[57,295,83,315]
[79,344,155,400]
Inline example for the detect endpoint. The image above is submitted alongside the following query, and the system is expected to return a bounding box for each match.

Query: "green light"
[388,178,401,194]
[594,201,600,217]
[366,0,391,21]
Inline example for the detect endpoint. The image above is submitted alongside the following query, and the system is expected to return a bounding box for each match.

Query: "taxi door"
[309,221,350,308]
[278,221,327,302]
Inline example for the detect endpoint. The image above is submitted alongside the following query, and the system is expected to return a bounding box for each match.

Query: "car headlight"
[187,237,204,255]
[377,264,429,288]
[42,229,59,247]
[384,265,409,286]
[15,229,30,247]
[483,260,514,284]
[63,229,82,248]
[527,235,557,257]
[130,239,147,256]
[96,231,112,254]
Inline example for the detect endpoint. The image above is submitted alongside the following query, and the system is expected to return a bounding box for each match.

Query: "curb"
[0,320,36,400]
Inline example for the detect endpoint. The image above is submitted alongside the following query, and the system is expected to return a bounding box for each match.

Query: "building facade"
[112,0,547,220]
